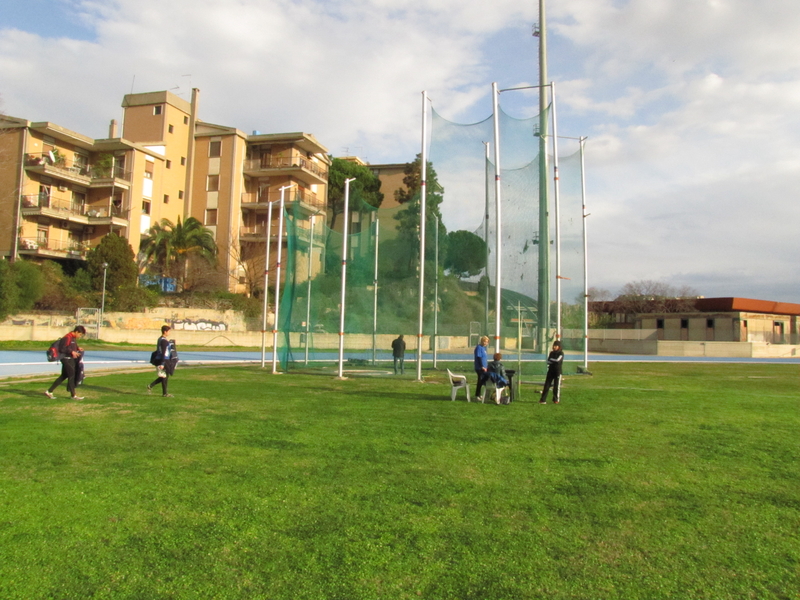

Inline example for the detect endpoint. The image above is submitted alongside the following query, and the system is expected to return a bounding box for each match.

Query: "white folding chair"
[447,369,471,402]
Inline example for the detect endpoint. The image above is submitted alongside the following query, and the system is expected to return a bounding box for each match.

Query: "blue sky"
[2,0,799,302]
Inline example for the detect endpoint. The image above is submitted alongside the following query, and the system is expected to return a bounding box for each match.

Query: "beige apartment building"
[0,89,330,294]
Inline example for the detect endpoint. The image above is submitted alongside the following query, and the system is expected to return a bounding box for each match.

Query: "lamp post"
[100,262,108,338]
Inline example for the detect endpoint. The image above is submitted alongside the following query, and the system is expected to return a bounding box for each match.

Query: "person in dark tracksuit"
[147,325,175,397]
[45,325,87,400]
[539,340,564,404]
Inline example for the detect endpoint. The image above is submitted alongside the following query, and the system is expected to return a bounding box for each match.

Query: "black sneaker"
[539,399,547,404]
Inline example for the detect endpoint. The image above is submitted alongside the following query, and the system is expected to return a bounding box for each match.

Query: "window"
[153,106,162,115]
[166,160,171,169]
[656,319,664,329]
[142,200,151,215]
[706,319,714,328]
[205,209,218,226]
[207,175,220,191]
[168,124,174,134]
[181,157,186,166]
[144,161,154,179]
[681,319,689,329]
[184,116,189,125]
[164,194,169,204]
[209,141,221,157]
[178,190,184,199]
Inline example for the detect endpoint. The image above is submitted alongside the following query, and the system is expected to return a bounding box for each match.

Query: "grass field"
[0,362,798,599]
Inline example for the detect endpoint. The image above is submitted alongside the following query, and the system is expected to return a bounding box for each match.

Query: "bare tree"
[615,280,699,314]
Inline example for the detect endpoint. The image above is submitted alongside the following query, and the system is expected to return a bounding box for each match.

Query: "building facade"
[0,90,330,295]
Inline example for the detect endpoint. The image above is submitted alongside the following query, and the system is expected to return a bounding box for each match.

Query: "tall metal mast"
[536,0,551,352]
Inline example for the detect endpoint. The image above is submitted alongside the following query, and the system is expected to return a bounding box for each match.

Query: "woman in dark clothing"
[539,340,564,404]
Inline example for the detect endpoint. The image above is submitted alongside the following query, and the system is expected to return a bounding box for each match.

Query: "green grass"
[0,363,798,599]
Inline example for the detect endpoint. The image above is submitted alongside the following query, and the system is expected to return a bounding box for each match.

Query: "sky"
[1,0,799,303]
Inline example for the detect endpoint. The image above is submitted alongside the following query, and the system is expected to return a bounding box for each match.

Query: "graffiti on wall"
[170,319,228,331]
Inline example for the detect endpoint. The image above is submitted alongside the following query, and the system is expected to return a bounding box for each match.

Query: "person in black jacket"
[147,325,175,397]
[391,334,406,375]
[539,340,564,404]
[45,325,86,400]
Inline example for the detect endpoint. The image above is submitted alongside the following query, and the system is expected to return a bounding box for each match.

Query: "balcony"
[243,154,328,185]
[18,237,89,260]
[239,222,316,244]
[241,188,326,211]
[21,194,130,227]
[25,153,132,188]
[25,153,92,186]
[21,194,88,222]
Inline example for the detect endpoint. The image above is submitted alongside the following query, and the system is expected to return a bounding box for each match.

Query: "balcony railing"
[25,153,131,182]
[21,194,130,222]
[243,155,328,179]
[21,193,85,216]
[18,237,89,258]
[241,188,325,209]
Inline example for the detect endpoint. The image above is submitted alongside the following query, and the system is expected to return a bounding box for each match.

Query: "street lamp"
[100,262,108,338]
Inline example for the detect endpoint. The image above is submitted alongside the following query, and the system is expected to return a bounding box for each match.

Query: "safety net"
[275,98,587,382]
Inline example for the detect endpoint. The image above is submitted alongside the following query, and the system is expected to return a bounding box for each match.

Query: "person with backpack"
[147,325,177,397]
[45,325,87,400]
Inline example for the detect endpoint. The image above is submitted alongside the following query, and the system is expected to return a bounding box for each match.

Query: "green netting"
[276,98,587,379]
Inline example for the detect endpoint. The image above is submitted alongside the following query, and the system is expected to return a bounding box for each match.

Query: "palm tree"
[140,217,217,291]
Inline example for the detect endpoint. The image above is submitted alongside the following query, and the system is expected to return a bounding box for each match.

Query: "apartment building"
[0,115,162,265]
[0,89,331,295]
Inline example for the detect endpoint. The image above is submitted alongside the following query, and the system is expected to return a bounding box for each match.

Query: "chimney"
[109,119,118,138]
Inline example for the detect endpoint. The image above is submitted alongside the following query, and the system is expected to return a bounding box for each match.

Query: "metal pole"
[304,213,317,366]
[517,301,522,400]
[100,262,108,339]
[483,141,490,336]
[337,178,356,378]
[551,81,562,340]
[433,214,439,369]
[492,82,503,356]
[272,185,294,374]
[372,218,380,366]
[580,136,590,372]
[537,0,551,353]
[416,91,429,381]
[260,201,274,368]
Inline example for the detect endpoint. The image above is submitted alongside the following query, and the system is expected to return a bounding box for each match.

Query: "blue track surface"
[0,350,797,379]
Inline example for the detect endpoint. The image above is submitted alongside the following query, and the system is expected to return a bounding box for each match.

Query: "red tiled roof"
[695,298,800,316]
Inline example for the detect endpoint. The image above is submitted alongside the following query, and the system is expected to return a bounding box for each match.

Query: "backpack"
[149,349,163,366]
[46,339,63,362]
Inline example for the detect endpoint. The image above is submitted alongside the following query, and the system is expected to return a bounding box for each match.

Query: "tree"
[84,233,142,311]
[11,259,44,310]
[0,261,18,320]
[614,280,699,314]
[392,154,446,277]
[444,230,487,278]
[86,234,138,293]
[327,157,384,232]
[140,217,218,292]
